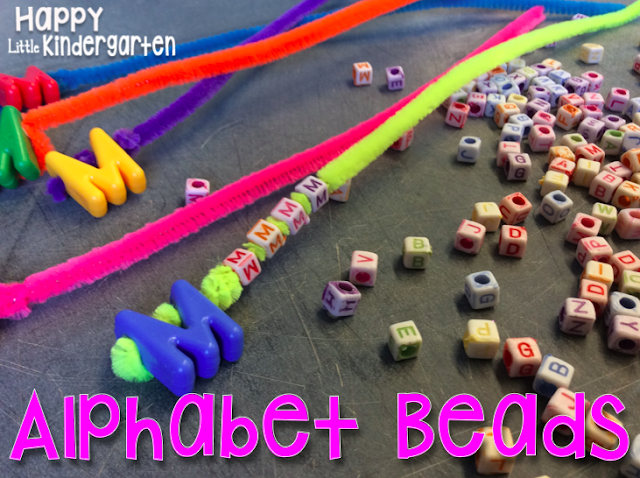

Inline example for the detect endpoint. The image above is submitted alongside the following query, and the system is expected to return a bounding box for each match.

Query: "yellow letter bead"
[455,219,486,255]
[635,112,640,126]
[503,337,542,377]
[463,320,500,359]
[621,270,640,297]
[475,428,516,475]
[222,248,261,286]
[494,102,519,127]
[246,219,286,258]
[586,404,624,450]
[561,133,588,152]
[566,213,601,245]
[352,62,372,86]
[580,43,604,64]
[402,236,432,269]
[539,170,569,196]
[616,209,640,240]
[270,197,310,235]
[294,175,328,212]
[581,260,614,292]
[548,146,575,164]
[329,179,351,202]
[613,181,640,209]
[496,141,520,167]
[507,93,527,113]
[349,251,378,287]
[185,178,210,205]
[622,149,640,172]
[591,202,618,235]
[499,192,532,225]
[472,202,502,232]
[388,320,422,361]
[572,158,600,187]
[390,128,414,151]
[44,128,146,218]
[576,236,613,267]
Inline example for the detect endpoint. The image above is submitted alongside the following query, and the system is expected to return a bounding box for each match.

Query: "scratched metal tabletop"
[0,0,639,476]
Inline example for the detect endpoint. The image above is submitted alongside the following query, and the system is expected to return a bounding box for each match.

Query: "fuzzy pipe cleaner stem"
[0,8,544,320]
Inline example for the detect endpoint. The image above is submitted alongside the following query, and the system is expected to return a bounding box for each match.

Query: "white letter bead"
[349,251,378,287]
[609,315,640,354]
[531,63,552,76]
[498,225,527,258]
[533,354,575,397]
[385,66,404,91]
[539,191,573,224]
[581,104,604,120]
[446,102,471,128]
[477,80,498,96]
[185,178,210,205]
[581,71,604,92]
[497,80,520,99]
[606,87,630,112]
[475,427,516,475]
[485,93,506,118]
[329,179,352,202]
[625,98,640,120]
[496,141,520,167]
[508,114,534,137]
[583,92,605,109]
[463,319,500,357]
[586,404,623,451]
[602,115,626,131]
[601,129,625,156]
[539,170,569,196]
[532,77,554,89]
[443,90,468,109]
[294,175,328,212]
[322,281,361,318]
[352,62,372,86]
[464,272,500,310]
[564,77,590,97]
[501,124,524,143]
[494,103,520,127]
[467,92,487,117]
[580,43,604,64]
[390,128,415,151]
[532,111,556,128]
[566,213,602,244]
[556,105,583,131]
[542,388,577,433]
[559,298,596,335]
[545,84,568,107]
[499,192,532,225]
[246,219,286,258]
[605,292,640,326]
[613,181,640,209]
[503,337,542,377]
[635,112,640,126]
[472,202,502,232]
[572,158,601,187]
[576,236,613,267]
[589,171,624,203]
[505,153,531,181]
[591,202,618,235]
[388,320,422,361]
[611,251,640,283]
[577,118,606,143]
[527,86,551,102]
[578,279,608,316]
[529,125,556,152]
[621,271,640,298]
[623,130,640,154]
[548,146,575,164]
[549,69,572,85]
[581,260,614,291]
[616,209,640,239]
[270,197,310,235]
[620,434,640,478]
[455,220,486,255]
[222,248,261,286]
[402,236,432,269]
[457,137,481,163]
[516,67,538,90]
[561,133,588,152]
[527,99,552,118]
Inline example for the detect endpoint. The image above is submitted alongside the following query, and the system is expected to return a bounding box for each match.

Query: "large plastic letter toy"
[45,128,146,217]
[0,66,60,111]
[0,106,40,189]
[114,280,244,396]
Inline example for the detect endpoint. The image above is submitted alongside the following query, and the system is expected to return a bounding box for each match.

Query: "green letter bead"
[0,106,40,189]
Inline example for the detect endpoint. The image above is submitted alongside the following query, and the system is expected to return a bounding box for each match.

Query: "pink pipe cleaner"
[0,7,544,320]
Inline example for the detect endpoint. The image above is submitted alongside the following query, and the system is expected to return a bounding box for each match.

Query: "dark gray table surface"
[1,0,639,476]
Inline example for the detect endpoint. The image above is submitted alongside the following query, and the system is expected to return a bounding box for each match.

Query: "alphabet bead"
[580,43,604,64]
[635,112,640,126]
[322,281,361,318]
[539,170,569,196]
[472,202,502,232]
[498,225,527,258]
[589,171,624,203]
[559,93,585,109]
[579,279,608,316]
[507,73,527,93]
[402,236,432,269]
[613,181,640,209]
[501,123,524,143]
[576,144,605,163]
[576,236,613,267]
[611,251,640,282]
[444,90,468,108]
[352,62,372,86]
[508,114,534,137]
[533,354,575,398]
[602,114,626,131]
[605,292,640,326]
[516,67,538,90]
[622,149,640,172]
[591,202,618,235]
[507,94,527,113]
[503,337,541,377]
[620,434,640,478]
[461,81,476,94]
[545,84,568,108]
[464,271,500,310]
[586,404,623,450]
[457,136,482,163]
[623,130,640,154]
[485,93,506,118]
[624,98,640,120]
[467,92,487,117]
[488,66,507,78]
[385,66,405,91]
[581,260,614,291]
[549,158,575,178]
[329,179,352,202]
[505,153,531,181]
[185,178,210,205]
[527,86,551,102]
[349,251,378,287]
[475,427,516,475]
[247,219,286,258]
[494,103,520,127]
[223,249,261,286]
[532,77,554,89]
[600,129,625,155]
[548,146,575,164]
[455,220,486,255]
[608,315,640,355]
[541,58,561,70]
[564,77,590,97]
[497,80,520,99]
[295,176,329,212]
[532,111,556,128]
[561,133,588,152]
[542,388,577,433]
[572,158,601,187]
[581,71,604,92]
[539,190,573,224]
[529,125,556,152]
[496,141,520,167]
[446,102,470,128]
[271,197,310,235]
[615,209,640,240]
[527,99,552,118]
[477,80,498,96]
[621,270,640,297]
[577,118,606,143]
[583,92,605,109]
[390,129,414,151]
[499,192,532,225]
[557,105,583,131]
[606,88,630,112]
[581,104,603,120]
[549,69,572,85]
[566,213,601,244]
[463,319,500,357]
[388,320,422,361]
[507,58,526,73]
[531,63,552,77]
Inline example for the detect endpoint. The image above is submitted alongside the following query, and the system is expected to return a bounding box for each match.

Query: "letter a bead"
[463,320,500,358]
[349,251,378,287]
[559,298,596,335]
[464,271,500,309]
[503,337,542,377]
[455,220,486,255]
[388,320,422,361]
[322,281,361,318]
[533,354,575,397]
[402,237,432,269]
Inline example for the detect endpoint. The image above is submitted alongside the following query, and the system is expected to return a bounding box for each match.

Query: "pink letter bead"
[352,62,372,86]
[549,158,575,178]
[322,281,361,318]
[582,260,614,291]
[576,236,613,267]
[589,171,624,203]
[527,99,552,118]
[600,129,625,156]
[329,179,352,202]
[455,220,486,255]
[581,71,604,92]
[591,202,618,235]
[223,248,261,286]
[613,181,640,209]
[608,315,640,354]
[464,272,499,310]
[294,175,328,212]
[602,114,626,131]
[247,219,286,258]
[577,118,606,143]
[533,355,575,397]
[402,236,432,269]
[559,298,596,335]
[581,104,604,120]
[575,143,605,163]
[542,388,578,434]
[472,202,502,232]
[605,292,640,326]
[578,279,608,316]
[606,87,630,112]
[559,93,585,109]
[503,337,541,377]
[548,146,575,164]
[531,63,552,77]
[388,320,422,361]
[349,251,378,287]
[271,197,310,235]
[385,66,404,91]
[494,102,519,127]
[617,209,640,239]
[605,160,633,179]
[475,427,516,475]
[572,158,601,187]
[498,225,527,258]
[390,128,414,151]
[580,43,604,64]
[463,319,500,357]
[539,191,573,224]
[499,192,532,225]
[566,213,602,244]
[529,125,556,152]
[611,251,640,282]
[504,153,531,181]
[496,141,520,167]
[622,148,640,172]
[561,133,587,152]
[185,178,210,205]
[467,92,487,117]
[446,102,470,128]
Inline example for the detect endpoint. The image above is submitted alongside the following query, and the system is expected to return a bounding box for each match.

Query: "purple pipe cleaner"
[47,0,329,201]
